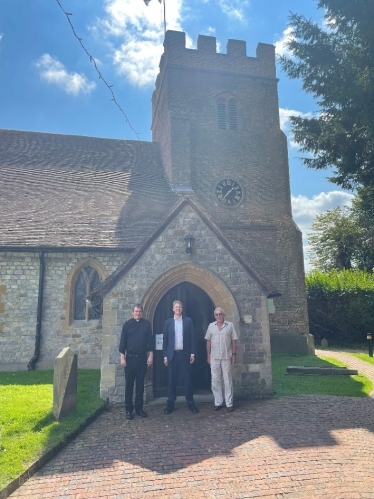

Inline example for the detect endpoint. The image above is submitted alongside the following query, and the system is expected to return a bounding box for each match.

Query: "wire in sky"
[55,0,140,139]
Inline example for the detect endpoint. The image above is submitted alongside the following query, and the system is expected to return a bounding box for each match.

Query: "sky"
[0,0,354,269]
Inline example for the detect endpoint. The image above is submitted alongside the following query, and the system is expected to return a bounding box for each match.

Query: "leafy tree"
[279,0,374,190]
[308,206,358,270]
[350,186,374,271]
[308,188,374,271]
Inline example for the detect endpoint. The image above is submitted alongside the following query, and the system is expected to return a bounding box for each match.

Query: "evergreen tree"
[279,0,374,190]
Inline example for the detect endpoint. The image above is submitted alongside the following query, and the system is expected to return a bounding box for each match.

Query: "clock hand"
[222,187,235,200]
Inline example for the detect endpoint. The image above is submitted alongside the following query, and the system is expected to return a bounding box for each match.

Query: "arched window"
[216,97,238,131]
[74,266,102,321]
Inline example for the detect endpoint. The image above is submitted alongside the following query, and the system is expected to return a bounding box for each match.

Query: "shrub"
[306,269,374,345]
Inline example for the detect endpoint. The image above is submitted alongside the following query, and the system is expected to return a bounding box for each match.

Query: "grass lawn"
[0,369,105,490]
[272,354,373,397]
[350,352,374,366]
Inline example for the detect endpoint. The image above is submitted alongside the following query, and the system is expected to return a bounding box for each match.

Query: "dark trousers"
[167,351,194,407]
[124,355,147,412]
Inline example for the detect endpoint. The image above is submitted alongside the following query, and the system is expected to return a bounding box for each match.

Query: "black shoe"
[164,406,174,415]
[126,411,134,420]
[136,409,147,418]
[189,405,199,414]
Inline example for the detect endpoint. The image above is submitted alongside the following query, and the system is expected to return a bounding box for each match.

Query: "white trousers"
[210,358,233,408]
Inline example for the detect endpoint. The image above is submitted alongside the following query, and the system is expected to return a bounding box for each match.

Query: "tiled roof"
[0,129,178,249]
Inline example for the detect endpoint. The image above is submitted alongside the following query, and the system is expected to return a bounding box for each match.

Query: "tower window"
[228,99,238,130]
[217,99,227,130]
[216,97,238,131]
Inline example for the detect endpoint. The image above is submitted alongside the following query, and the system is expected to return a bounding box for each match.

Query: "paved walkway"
[8,352,374,499]
[316,349,374,396]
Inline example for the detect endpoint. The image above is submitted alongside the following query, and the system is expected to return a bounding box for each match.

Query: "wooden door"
[153,282,214,397]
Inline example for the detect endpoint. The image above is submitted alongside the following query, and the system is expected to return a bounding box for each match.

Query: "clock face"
[215,178,243,207]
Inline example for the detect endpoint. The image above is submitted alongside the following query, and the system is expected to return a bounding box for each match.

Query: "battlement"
[162,30,275,75]
[152,31,276,107]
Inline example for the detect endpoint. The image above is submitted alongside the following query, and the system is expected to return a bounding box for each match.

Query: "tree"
[350,186,374,271]
[308,188,374,272]
[279,0,374,190]
[308,207,358,270]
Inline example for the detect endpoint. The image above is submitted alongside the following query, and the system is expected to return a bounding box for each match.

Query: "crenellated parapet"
[153,30,276,107]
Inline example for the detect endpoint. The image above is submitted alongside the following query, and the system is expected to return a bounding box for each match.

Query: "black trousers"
[124,355,147,411]
[167,351,194,407]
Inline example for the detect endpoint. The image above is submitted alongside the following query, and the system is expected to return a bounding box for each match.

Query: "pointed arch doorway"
[153,282,215,397]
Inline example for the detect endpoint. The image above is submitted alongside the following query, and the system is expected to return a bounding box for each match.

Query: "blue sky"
[0,0,353,268]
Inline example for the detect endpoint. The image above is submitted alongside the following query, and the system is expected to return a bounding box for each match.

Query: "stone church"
[0,31,313,403]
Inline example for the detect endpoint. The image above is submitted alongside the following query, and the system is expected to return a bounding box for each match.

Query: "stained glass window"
[73,266,102,321]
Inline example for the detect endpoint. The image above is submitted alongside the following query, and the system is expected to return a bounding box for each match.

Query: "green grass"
[350,352,374,366]
[0,370,105,490]
[272,354,373,397]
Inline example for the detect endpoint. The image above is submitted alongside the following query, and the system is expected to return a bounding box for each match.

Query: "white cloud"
[292,191,354,270]
[217,0,250,22]
[274,26,294,58]
[94,0,184,87]
[0,33,3,41]
[279,108,314,149]
[35,54,96,95]
[204,26,216,36]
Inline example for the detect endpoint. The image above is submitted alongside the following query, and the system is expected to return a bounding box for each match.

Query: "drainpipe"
[27,251,45,370]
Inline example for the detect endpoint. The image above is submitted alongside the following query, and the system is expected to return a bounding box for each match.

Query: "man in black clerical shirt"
[119,304,153,420]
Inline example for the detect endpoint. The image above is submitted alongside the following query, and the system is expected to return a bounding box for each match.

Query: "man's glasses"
[214,313,223,316]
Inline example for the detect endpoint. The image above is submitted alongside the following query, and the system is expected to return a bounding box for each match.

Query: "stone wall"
[100,204,273,404]
[0,251,128,370]
[0,253,39,370]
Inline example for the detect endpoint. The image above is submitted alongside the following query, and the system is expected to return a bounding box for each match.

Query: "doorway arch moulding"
[141,262,240,325]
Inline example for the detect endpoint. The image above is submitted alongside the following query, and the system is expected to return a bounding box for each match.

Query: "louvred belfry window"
[74,266,102,320]
[228,99,238,130]
[217,98,227,130]
[217,97,238,130]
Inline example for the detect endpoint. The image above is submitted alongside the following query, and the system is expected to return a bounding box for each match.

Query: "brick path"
[9,352,374,499]
[316,349,374,396]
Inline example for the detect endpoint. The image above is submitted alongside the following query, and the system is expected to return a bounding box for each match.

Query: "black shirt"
[119,318,153,356]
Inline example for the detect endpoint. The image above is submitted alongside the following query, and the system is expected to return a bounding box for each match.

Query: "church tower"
[152,31,312,353]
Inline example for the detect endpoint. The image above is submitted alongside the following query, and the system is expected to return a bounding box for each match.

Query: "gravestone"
[321,338,328,348]
[53,347,77,420]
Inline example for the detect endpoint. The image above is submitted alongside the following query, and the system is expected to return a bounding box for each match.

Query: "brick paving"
[316,349,374,396]
[8,351,374,499]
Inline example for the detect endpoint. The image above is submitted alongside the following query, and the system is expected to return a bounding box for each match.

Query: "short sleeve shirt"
[205,321,238,360]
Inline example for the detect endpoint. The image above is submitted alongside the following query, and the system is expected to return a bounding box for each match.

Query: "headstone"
[321,338,328,348]
[53,347,78,420]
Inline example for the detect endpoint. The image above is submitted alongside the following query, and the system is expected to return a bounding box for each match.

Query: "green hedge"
[306,270,374,345]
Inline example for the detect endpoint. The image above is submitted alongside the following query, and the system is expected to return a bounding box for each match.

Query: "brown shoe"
[214,405,223,411]
[227,406,234,412]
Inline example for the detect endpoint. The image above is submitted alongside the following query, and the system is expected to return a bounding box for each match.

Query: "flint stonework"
[53,347,77,420]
